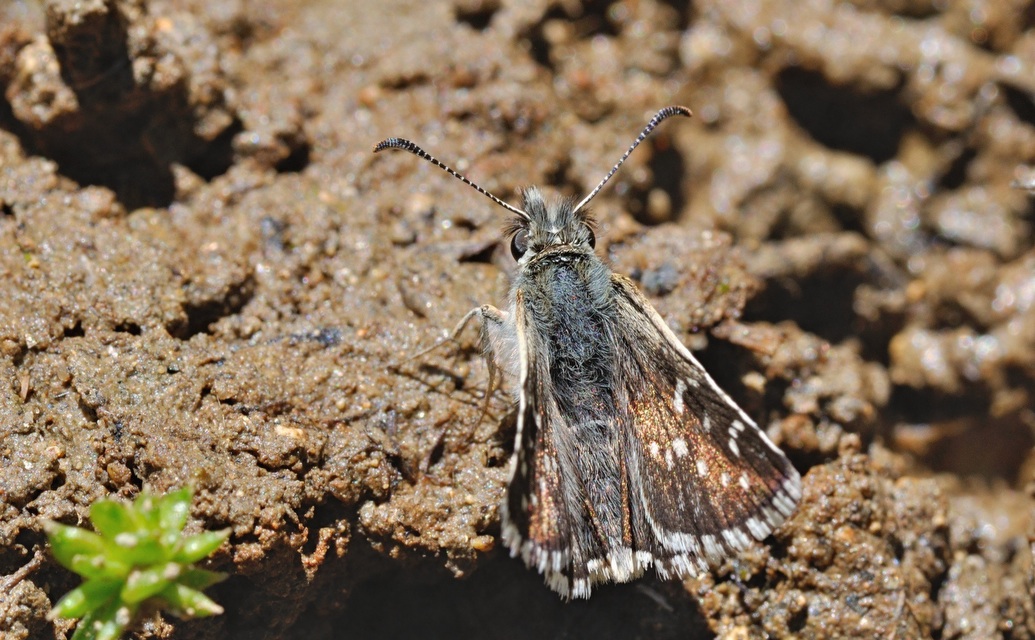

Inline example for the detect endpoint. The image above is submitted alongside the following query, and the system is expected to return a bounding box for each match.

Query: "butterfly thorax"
[521,253,615,400]
[513,187,618,420]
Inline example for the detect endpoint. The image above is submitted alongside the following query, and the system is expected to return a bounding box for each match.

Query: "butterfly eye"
[511,228,529,259]
[586,226,596,249]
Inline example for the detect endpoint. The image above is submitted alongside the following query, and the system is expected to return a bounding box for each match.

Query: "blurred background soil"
[0,0,1033,638]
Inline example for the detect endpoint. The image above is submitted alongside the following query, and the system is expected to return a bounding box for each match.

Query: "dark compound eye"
[510,228,529,259]
[586,226,596,249]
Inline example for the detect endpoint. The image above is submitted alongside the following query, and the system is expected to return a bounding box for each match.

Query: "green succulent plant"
[44,486,230,640]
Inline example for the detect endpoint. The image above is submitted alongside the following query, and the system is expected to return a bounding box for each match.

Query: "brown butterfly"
[374,107,800,598]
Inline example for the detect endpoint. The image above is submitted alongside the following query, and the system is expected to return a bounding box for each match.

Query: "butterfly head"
[506,187,595,263]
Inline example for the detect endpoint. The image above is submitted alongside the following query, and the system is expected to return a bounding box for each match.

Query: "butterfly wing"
[610,273,801,577]
[499,290,580,597]
[499,273,801,599]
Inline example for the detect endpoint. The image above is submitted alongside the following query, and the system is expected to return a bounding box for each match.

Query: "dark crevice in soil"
[1,5,240,210]
[656,0,693,31]
[274,137,311,174]
[742,271,869,346]
[336,540,710,640]
[788,606,808,632]
[3,529,48,576]
[124,464,144,493]
[9,343,28,369]
[891,385,987,425]
[927,566,948,626]
[855,311,905,370]
[184,116,242,181]
[64,321,85,338]
[113,322,142,336]
[524,21,555,72]
[830,204,869,237]
[211,540,329,640]
[890,387,1033,480]
[938,146,976,190]
[177,277,255,338]
[0,89,29,147]
[693,337,798,433]
[77,395,99,424]
[543,154,572,194]
[23,96,239,210]
[457,241,498,264]
[454,0,499,31]
[425,432,447,470]
[521,0,618,72]
[298,500,353,558]
[777,67,912,165]
[928,298,993,334]
[626,141,686,226]
[1001,83,1035,127]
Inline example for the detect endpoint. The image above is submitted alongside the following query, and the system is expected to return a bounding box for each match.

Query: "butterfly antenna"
[374,137,529,219]
[571,105,693,215]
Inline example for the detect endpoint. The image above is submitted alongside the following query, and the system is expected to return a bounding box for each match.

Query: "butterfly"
[374,106,801,599]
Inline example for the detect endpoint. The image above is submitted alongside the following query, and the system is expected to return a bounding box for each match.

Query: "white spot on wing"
[673,379,686,415]
[696,459,709,477]
[673,437,689,458]
[728,437,740,457]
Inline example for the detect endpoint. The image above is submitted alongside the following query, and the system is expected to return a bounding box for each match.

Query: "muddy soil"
[0,0,1033,638]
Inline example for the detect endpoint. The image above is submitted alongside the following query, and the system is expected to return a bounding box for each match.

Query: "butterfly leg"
[448,305,516,422]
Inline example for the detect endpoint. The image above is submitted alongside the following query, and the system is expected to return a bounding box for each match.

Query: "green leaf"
[69,552,127,581]
[109,534,169,567]
[174,529,230,564]
[90,500,137,538]
[50,579,121,619]
[121,562,180,604]
[69,607,101,640]
[178,567,227,591]
[156,486,193,534]
[159,583,224,619]
[45,522,104,569]
[69,599,132,640]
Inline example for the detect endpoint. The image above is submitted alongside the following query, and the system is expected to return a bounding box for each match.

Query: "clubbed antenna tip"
[373,137,528,219]
[571,106,692,215]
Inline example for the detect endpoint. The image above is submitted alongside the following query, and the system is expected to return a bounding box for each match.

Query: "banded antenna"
[373,105,692,217]
[373,137,529,219]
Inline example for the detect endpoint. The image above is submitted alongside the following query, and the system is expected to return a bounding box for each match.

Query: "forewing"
[611,274,801,577]
[498,291,575,597]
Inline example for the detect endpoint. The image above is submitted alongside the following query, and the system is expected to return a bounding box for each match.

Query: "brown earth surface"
[1,0,1033,638]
